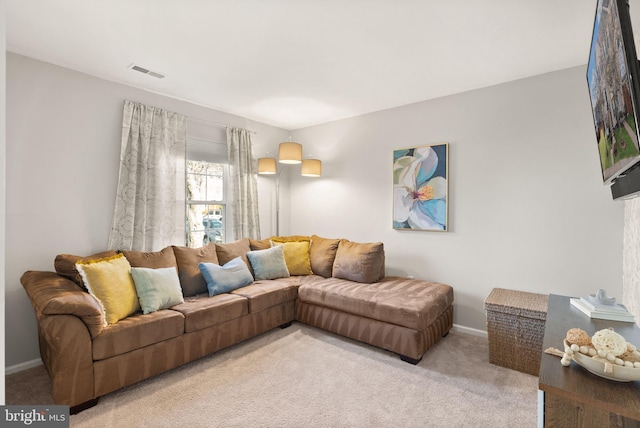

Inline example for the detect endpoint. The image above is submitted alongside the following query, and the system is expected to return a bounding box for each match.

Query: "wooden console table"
[538,294,640,427]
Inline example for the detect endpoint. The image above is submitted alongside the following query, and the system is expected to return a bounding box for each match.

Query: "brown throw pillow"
[332,239,385,283]
[310,235,341,278]
[120,246,177,269]
[172,244,219,297]
[54,250,118,289]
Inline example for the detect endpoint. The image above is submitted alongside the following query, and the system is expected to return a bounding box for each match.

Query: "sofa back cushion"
[332,239,385,283]
[172,244,219,296]
[249,239,272,251]
[309,235,341,278]
[120,246,177,269]
[55,250,118,289]
[215,238,252,270]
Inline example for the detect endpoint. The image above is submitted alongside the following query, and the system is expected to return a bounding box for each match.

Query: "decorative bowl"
[564,339,640,382]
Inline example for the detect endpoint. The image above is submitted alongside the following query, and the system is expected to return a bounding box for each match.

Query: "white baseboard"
[452,323,488,338]
[5,358,43,375]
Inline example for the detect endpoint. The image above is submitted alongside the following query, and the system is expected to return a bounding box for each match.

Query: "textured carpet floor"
[6,323,538,427]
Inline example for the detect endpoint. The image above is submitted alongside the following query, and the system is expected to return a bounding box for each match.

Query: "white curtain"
[227,127,261,240]
[108,100,187,251]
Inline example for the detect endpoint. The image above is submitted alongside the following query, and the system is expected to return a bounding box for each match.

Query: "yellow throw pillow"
[271,239,313,276]
[76,253,140,325]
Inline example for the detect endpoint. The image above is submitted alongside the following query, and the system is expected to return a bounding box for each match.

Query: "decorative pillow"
[130,267,185,314]
[121,246,177,269]
[332,239,385,283]
[75,253,140,325]
[55,250,118,289]
[199,257,254,297]
[215,238,252,270]
[172,244,219,297]
[310,235,341,278]
[246,246,290,280]
[270,235,310,242]
[271,238,313,276]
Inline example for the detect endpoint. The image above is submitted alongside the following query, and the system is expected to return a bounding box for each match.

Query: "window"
[186,137,228,248]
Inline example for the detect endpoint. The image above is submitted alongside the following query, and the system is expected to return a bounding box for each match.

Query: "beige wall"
[5,53,627,368]
[286,66,624,331]
[5,53,288,368]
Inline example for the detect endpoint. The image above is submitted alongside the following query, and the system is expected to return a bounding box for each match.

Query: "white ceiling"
[4,0,626,130]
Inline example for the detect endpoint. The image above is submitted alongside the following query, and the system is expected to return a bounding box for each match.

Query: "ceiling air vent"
[128,64,166,79]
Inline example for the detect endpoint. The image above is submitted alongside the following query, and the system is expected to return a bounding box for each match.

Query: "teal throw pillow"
[247,245,290,280]
[130,267,185,314]
[199,257,254,296]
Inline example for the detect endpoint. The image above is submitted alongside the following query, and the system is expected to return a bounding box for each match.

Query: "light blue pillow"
[247,245,290,280]
[199,257,254,296]
[130,267,185,314]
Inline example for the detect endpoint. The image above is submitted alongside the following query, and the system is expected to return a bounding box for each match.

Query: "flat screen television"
[587,0,640,188]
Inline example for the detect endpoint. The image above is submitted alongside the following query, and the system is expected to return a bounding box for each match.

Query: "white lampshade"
[278,142,302,164]
[301,159,322,177]
[258,157,277,174]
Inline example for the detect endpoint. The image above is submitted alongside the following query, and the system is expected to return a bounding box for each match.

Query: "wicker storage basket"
[484,288,548,376]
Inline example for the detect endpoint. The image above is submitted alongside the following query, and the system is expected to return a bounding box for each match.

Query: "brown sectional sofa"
[20,235,454,413]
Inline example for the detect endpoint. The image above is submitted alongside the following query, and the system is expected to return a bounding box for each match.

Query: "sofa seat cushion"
[297,276,453,331]
[230,279,300,313]
[170,293,248,333]
[93,309,185,360]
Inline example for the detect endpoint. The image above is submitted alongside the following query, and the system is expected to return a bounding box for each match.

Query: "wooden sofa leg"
[70,398,99,415]
[400,355,422,365]
[279,321,293,329]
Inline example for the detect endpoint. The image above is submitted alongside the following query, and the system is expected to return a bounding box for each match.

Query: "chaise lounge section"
[296,275,453,364]
[20,235,454,412]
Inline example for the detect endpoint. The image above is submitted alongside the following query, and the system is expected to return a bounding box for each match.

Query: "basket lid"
[484,288,548,320]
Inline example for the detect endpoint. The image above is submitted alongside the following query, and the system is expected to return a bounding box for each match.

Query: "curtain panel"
[108,100,187,251]
[227,127,261,240]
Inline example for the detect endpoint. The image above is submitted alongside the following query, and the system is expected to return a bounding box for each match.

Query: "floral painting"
[393,143,448,231]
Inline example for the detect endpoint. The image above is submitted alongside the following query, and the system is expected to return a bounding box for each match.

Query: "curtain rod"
[188,116,257,134]
[187,136,226,145]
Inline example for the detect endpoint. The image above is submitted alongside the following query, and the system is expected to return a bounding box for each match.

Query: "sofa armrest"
[21,271,104,338]
[39,314,95,406]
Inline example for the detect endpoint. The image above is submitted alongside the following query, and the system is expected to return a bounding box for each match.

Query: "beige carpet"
[6,323,538,427]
